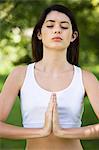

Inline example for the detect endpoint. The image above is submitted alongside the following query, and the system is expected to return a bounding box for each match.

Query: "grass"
[0,74,99,150]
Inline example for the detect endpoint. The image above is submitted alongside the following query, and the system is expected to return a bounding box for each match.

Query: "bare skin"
[26,134,83,150]
[0,11,99,150]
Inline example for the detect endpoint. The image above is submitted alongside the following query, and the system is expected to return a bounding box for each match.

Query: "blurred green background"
[0,0,99,149]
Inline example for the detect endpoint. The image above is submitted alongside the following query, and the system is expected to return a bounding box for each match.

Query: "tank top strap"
[73,65,85,94]
[21,63,35,91]
[26,63,35,79]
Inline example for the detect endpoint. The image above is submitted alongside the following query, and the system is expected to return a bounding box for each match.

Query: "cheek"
[41,29,49,41]
[62,31,72,47]
[41,34,48,44]
[64,30,72,41]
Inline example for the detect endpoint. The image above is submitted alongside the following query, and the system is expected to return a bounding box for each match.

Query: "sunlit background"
[0,0,99,74]
[0,0,99,150]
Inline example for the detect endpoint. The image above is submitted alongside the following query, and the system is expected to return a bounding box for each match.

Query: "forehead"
[45,11,71,23]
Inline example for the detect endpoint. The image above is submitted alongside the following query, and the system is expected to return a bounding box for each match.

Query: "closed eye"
[61,26,69,29]
[46,25,69,29]
[46,25,54,28]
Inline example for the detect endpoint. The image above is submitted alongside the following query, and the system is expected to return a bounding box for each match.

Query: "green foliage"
[0,0,99,74]
[0,1,99,149]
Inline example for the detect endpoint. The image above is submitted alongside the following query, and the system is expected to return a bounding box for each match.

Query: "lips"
[52,36,62,42]
[52,37,62,40]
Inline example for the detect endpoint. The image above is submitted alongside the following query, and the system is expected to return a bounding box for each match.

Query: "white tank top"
[20,63,85,128]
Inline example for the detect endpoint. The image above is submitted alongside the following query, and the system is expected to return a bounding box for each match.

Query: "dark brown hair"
[32,4,79,66]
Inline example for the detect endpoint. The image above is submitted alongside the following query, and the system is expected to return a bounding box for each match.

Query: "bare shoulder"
[81,69,99,119]
[82,69,98,88]
[5,65,28,89]
[82,69,98,81]
[11,65,27,76]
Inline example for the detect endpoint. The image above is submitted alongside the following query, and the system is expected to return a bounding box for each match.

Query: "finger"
[53,94,57,111]
[53,93,57,102]
[53,94,58,107]
[45,94,55,121]
[46,93,57,121]
[53,96,58,122]
[47,94,54,112]
[53,105,58,121]
[53,108,59,130]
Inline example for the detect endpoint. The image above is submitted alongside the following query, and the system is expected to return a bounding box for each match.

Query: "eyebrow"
[45,20,69,24]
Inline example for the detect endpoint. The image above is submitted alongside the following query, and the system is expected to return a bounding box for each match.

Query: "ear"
[71,31,78,42]
[37,31,42,40]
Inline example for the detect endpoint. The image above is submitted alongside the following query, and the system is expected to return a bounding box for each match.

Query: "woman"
[0,4,99,150]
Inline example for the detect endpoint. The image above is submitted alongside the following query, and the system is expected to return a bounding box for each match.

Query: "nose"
[53,25,62,34]
[54,30,61,34]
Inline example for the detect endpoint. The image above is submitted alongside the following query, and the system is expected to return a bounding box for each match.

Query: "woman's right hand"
[42,94,55,136]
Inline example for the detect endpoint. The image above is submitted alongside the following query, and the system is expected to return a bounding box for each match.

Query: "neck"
[39,47,71,73]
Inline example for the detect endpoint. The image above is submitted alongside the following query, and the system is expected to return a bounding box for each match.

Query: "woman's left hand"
[52,94,62,136]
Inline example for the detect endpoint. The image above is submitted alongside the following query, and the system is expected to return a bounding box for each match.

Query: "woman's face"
[39,11,74,50]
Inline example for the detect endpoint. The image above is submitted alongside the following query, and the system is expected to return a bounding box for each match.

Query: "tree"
[0,0,99,74]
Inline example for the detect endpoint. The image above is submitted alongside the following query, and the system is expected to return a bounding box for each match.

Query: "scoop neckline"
[32,62,76,94]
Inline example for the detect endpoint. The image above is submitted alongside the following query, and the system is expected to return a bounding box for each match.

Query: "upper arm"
[82,70,99,119]
[0,66,27,121]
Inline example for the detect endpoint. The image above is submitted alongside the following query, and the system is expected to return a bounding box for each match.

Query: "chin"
[50,45,66,50]
[47,44,64,49]
[44,43,67,51]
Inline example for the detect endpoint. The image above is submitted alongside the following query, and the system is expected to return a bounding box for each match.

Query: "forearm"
[54,124,99,140]
[0,122,48,139]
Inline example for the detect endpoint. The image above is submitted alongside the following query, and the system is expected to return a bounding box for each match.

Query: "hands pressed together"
[43,93,62,137]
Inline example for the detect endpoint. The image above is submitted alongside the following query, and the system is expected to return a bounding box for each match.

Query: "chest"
[34,69,74,92]
[21,84,84,118]
[20,64,84,120]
